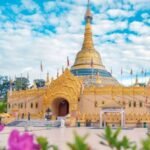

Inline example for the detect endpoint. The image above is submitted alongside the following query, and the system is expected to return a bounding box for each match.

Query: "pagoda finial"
[85,0,92,23]
[88,0,90,8]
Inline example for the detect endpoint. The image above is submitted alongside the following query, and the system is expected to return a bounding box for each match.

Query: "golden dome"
[73,46,104,69]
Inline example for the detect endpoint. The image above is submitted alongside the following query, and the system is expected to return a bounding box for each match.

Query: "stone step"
[7,119,61,127]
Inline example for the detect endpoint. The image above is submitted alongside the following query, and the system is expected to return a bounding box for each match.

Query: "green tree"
[0,76,9,101]
[0,102,7,113]
[34,79,45,88]
[14,77,29,91]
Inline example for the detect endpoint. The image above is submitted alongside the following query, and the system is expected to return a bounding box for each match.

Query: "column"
[104,112,106,128]
[123,110,125,127]
[121,111,123,128]
[100,110,103,128]
[121,109,125,128]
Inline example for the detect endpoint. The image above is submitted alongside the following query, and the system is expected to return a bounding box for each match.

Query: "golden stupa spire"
[71,0,104,70]
[85,0,92,21]
[82,0,94,51]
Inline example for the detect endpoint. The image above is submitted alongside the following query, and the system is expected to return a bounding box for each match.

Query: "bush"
[0,102,7,113]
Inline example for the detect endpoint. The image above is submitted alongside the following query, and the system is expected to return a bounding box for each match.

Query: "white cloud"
[128,35,150,46]
[129,0,150,10]
[21,67,33,73]
[48,13,59,26]
[130,21,150,35]
[141,13,150,19]
[21,0,39,12]
[0,10,6,20]
[10,0,40,15]
[93,20,128,35]
[19,13,46,27]
[141,13,150,24]
[43,1,57,12]
[107,9,134,18]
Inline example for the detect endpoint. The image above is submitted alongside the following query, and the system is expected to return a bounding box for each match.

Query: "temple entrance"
[100,108,125,128]
[58,100,69,116]
[52,98,69,117]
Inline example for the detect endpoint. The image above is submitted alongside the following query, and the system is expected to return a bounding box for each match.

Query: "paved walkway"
[0,127,148,150]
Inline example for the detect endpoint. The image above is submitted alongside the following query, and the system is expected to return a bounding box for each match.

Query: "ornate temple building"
[7,1,150,127]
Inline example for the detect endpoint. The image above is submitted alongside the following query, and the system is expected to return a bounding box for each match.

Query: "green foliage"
[34,79,45,88]
[37,136,49,150]
[67,132,90,150]
[99,126,136,150]
[36,136,58,150]
[141,135,150,150]
[0,102,7,113]
[0,76,9,100]
[14,77,29,91]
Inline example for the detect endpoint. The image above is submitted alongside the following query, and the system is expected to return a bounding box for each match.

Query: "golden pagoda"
[71,0,119,86]
[7,0,150,128]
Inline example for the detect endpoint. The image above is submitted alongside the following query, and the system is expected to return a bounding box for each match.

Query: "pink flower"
[0,124,4,132]
[8,130,40,150]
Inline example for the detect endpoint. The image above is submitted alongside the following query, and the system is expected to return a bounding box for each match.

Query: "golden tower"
[71,0,104,70]
[71,0,119,86]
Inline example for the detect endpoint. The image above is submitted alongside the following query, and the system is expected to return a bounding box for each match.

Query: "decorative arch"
[43,69,82,114]
[52,98,69,116]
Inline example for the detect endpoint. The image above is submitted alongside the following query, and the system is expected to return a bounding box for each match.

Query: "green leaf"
[49,145,59,150]
[37,136,49,150]
[141,136,150,150]
[98,126,136,150]
[37,136,59,150]
[67,132,89,150]
[113,128,121,140]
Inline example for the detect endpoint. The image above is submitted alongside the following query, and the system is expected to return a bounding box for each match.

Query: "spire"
[71,0,104,70]
[46,72,49,82]
[9,76,13,95]
[62,66,64,74]
[85,0,92,23]
[27,72,29,80]
[82,0,94,50]
[135,74,139,84]
[57,69,59,78]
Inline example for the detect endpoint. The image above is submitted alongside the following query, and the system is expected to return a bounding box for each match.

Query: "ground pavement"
[0,127,147,150]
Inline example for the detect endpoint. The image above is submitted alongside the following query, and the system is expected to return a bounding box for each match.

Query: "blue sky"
[0,0,150,85]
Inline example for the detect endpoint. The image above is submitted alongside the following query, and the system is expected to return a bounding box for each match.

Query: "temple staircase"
[7,119,61,127]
